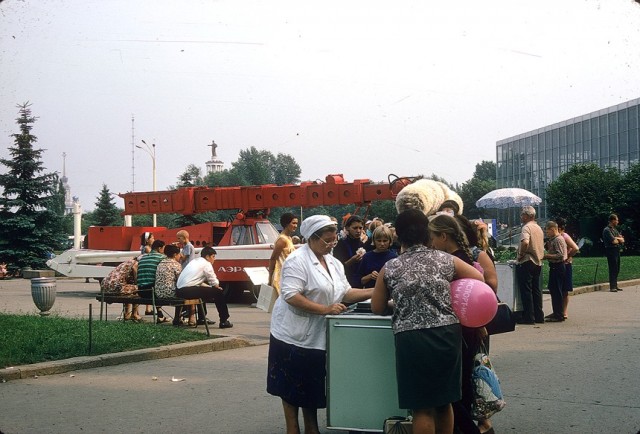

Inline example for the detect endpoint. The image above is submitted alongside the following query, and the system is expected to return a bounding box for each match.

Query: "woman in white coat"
[267,215,373,434]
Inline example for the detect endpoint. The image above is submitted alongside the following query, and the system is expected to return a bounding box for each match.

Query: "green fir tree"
[0,103,65,275]
[90,184,122,226]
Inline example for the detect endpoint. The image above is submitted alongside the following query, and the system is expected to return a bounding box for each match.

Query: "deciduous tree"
[546,163,622,227]
[458,161,497,218]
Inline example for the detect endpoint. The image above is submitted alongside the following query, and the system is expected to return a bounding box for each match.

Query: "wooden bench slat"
[96,295,201,306]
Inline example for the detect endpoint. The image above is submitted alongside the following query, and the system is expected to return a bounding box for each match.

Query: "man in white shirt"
[176,246,233,329]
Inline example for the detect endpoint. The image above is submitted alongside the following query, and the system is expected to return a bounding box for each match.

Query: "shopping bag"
[471,348,506,420]
[383,416,413,434]
[485,302,516,335]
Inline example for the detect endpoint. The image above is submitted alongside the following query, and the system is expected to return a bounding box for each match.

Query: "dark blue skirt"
[267,334,327,409]
[395,324,462,409]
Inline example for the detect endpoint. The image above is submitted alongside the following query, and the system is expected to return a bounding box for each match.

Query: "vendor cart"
[326,314,408,432]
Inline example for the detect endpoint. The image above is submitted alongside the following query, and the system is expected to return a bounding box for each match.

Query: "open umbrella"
[475,188,541,210]
[476,188,542,245]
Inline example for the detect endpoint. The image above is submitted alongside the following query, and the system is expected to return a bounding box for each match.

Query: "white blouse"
[270,244,350,350]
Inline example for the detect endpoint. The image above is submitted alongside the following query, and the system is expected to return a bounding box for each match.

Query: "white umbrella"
[475,188,542,210]
[476,188,542,245]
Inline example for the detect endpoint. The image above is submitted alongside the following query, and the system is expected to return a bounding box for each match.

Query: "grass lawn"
[541,255,640,288]
[0,314,215,368]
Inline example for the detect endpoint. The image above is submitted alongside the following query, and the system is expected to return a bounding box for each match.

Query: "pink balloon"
[450,278,498,327]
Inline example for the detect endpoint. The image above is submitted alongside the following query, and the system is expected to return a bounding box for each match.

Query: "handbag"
[383,416,413,434]
[485,301,516,335]
[471,345,506,421]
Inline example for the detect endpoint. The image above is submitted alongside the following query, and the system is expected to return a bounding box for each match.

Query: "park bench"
[96,291,210,336]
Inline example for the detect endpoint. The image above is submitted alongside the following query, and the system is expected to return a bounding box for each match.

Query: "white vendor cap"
[300,215,336,239]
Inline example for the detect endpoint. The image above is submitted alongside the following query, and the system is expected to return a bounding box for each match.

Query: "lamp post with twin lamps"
[137,140,157,227]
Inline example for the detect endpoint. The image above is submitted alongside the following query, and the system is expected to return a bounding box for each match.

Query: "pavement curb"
[0,335,259,382]
[570,278,640,295]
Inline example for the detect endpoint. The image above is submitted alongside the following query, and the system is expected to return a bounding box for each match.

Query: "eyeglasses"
[316,237,338,248]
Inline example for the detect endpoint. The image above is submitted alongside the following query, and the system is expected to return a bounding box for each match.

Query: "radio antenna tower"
[131,114,135,191]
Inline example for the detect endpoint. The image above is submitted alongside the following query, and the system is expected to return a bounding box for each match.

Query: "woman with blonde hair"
[428,214,496,434]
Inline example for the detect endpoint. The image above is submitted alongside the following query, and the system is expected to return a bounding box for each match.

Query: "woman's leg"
[123,303,132,320]
[131,304,141,321]
[434,403,454,434]
[282,399,301,434]
[413,404,454,434]
[301,407,320,434]
[412,408,436,434]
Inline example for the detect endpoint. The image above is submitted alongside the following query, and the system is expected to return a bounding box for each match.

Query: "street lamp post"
[137,140,157,227]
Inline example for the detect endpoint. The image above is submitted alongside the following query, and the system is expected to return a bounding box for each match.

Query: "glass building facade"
[496,97,640,219]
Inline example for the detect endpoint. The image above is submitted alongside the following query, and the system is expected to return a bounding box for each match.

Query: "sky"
[2,0,640,211]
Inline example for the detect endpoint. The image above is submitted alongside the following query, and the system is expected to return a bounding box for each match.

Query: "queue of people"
[100,230,232,328]
[99,204,621,434]
[266,202,505,434]
[266,204,617,434]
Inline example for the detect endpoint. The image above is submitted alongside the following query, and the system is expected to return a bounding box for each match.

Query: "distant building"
[496,97,640,218]
[206,140,224,174]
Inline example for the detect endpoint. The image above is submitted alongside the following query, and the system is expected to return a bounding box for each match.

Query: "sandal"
[156,316,169,324]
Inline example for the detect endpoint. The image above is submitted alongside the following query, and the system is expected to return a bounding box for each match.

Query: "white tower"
[206,140,224,174]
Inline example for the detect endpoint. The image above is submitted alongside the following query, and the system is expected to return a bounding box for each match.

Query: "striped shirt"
[136,252,165,289]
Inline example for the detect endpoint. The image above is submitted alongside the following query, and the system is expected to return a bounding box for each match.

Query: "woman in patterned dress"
[372,209,484,434]
[154,245,192,326]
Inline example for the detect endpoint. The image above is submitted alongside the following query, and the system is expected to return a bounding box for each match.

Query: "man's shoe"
[219,320,234,329]
[545,315,564,322]
[617,287,623,291]
[197,318,216,325]
[610,288,618,292]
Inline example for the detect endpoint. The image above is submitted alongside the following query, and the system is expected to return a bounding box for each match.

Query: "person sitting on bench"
[137,239,168,323]
[154,244,195,326]
[176,246,233,329]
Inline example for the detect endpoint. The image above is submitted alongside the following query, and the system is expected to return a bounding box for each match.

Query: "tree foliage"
[203,146,301,187]
[89,184,122,226]
[457,161,497,219]
[176,164,204,187]
[546,163,622,230]
[546,162,640,254]
[0,103,66,273]
[618,163,640,253]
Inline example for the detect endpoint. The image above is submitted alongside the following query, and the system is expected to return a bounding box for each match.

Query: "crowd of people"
[98,199,625,434]
[100,230,233,329]
[265,202,628,434]
[265,197,507,434]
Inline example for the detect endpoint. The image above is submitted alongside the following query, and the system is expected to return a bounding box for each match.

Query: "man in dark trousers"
[543,221,567,322]
[515,206,545,324]
[603,214,625,292]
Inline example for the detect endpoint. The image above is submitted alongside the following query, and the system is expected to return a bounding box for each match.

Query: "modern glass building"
[496,97,640,219]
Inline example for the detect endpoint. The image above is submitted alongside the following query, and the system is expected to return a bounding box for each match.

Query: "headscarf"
[300,215,336,240]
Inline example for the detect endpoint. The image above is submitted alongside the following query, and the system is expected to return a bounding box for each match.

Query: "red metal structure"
[51,174,416,298]
[119,174,411,217]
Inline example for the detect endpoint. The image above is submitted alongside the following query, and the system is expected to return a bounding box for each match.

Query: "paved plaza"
[1,277,639,433]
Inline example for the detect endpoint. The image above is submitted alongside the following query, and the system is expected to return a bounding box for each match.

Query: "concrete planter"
[31,277,57,316]
[23,269,55,279]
